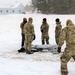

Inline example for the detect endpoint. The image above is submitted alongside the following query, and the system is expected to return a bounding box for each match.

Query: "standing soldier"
[24,17,35,54]
[55,18,62,53]
[40,18,49,45]
[18,18,27,52]
[58,19,75,75]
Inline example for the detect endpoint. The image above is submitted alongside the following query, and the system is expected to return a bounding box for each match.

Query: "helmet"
[66,19,72,25]
[23,18,27,21]
[43,18,47,22]
[55,18,60,22]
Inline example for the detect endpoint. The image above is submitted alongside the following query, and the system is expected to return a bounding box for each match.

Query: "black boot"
[58,47,61,53]
[18,48,25,53]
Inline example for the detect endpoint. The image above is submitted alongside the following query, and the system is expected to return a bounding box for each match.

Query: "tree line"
[31,0,75,14]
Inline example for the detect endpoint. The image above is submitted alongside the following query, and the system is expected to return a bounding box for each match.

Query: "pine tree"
[31,0,75,14]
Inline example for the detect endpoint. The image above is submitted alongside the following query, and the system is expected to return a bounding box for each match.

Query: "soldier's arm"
[32,25,36,40]
[31,25,35,36]
[61,25,62,29]
[40,25,43,32]
[58,25,62,36]
[24,24,27,34]
[59,25,62,31]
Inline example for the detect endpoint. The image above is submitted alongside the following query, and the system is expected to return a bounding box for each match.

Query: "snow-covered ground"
[0,14,75,75]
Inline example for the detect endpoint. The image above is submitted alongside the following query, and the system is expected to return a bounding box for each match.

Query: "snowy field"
[0,14,75,75]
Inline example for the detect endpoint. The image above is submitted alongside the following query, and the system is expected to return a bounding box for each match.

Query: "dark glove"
[58,47,61,53]
[41,30,43,32]
[33,35,36,40]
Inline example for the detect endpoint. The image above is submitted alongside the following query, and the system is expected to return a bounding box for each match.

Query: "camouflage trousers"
[21,34,25,47]
[60,47,75,75]
[25,35,33,51]
[41,34,49,45]
[55,36,59,45]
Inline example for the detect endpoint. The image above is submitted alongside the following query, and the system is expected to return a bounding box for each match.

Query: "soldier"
[18,18,27,53]
[24,17,35,54]
[58,19,75,75]
[55,18,62,53]
[40,18,49,45]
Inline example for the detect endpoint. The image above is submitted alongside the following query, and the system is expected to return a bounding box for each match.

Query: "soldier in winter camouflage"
[24,17,35,54]
[20,18,27,47]
[18,18,27,53]
[55,18,62,53]
[40,18,49,45]
[58,19,75,75]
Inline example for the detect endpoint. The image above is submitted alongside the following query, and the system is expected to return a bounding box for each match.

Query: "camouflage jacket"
[40,22,49,35]
[55,22,62,38]
[20,21,27,34]
[58,22,75,48]
[24,22,35,36]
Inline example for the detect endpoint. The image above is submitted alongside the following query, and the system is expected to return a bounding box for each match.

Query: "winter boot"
[58,47,61,53]
[18,47,25,53]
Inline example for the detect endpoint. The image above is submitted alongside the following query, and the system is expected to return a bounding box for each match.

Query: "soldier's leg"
[25,35,28,50]
[18,34,25,52]
[27,42,32,51]
[42,35,45,45]
[26,36,31,51]
[61,50,71,75]
[26,36,33,54]
[42,39,45,45]
[46,36,49,44]
[56,37,58,45]
[58,47,61,53]
[21,34,25,47]
[25,36,28,51]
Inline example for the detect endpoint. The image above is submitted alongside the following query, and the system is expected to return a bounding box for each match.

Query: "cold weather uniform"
[40,18,49,45]
[20,18,27,47]
[58,19,75,75]
[55,22,62,45]
[24,17,35,54]
[55,18,62,53]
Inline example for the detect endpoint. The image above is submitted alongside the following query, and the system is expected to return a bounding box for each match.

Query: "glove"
[41,30,43,32]
[58,47,61,53]
[33,35,36,40]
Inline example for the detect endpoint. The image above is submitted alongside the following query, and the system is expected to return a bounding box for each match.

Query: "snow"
[0,3,20,8]
[0,13,75,75]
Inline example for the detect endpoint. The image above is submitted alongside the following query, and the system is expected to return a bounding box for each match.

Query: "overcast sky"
[0,0,31,5]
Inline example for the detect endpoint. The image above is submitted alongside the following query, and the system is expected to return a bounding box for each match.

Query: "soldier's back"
[24,22,34,35]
